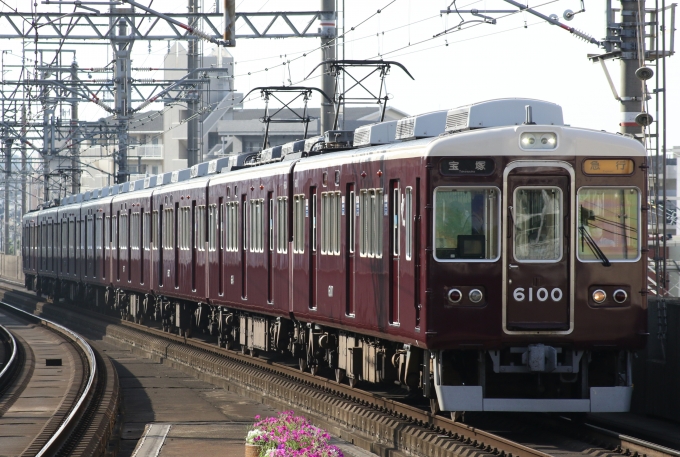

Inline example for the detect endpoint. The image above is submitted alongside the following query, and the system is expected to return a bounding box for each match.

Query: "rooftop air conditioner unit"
[445,98,564,133]
[396,111,447,140]
[354,121,398,147]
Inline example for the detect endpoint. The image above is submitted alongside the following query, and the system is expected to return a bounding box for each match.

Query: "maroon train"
[22,99,647,415]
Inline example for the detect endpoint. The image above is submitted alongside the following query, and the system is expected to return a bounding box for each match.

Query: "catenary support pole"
[187,0,199,166]
[21,105,26,216]
[4,137,12,254]
[114,17,132,183]
[320,0,336,134]
[70,61,80,194]
[618,0,645,136]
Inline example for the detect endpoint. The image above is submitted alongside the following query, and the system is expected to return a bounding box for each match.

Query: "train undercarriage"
[24,274,635,417]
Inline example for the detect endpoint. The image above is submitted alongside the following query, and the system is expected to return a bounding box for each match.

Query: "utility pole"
[320,0,336,133]
[616,0,646,135]
[43,108,53,202]
[21,105,26,216]
[4,137,12,254]
[70,61,80,194]
[187,0,200,166]
[113,14,132,183]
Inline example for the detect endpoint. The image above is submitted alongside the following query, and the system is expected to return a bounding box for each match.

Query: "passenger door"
[504,163,573,333]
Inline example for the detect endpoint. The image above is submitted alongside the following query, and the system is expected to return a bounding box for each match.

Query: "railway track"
[0,298,120,457]
[0,282,677,457]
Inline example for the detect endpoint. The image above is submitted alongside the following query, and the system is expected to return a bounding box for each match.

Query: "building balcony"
[133,144,163,158]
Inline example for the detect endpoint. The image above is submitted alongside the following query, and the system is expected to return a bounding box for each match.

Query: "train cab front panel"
[425,121,647,413]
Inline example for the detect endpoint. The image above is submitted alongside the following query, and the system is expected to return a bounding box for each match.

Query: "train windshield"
[577,187,640,262]
[513,187,562,262]
[434,187,499,261]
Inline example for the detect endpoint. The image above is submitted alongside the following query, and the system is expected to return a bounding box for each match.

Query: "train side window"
[61,220,67,253]
[359,188,383,258]
[249,199,264,253]
[131,213,139,250]
[321,191,341,255]
[196,205,206,251]
[405,187,413,260]
[293,195,305,254]
[96,217,103,251]
[277,197,288,253]
[269,198,274,252]
[69,219,76,258]
[163,208,174,250]
[143,212,150,250]
[120,214,128,249]
[105,216,111,249]
[577,187,640,262]
[209,204,217,251]
[349,190,355,254]
[151,211,158,249]
[321,193,328,254]
[112,215,118,249]
[87,216,94,251]
[433,187,500,262]
[224,202,237,252]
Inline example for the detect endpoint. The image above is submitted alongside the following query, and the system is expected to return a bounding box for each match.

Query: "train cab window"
[277,197,288,253]
[513,187,561,262]
[434,187,500,262]
[577,187,640,262]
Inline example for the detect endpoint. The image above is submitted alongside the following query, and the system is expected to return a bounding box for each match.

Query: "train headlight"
[613,289,628,304]
[592,289,607,304]
[520,132,557,150]
[448,289,462,304]
[469,289,483,303]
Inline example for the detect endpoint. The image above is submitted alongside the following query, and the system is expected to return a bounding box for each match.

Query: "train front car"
[428,99,647,414]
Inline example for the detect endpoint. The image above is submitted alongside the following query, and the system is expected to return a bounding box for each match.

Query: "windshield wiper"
[579,226,611,267]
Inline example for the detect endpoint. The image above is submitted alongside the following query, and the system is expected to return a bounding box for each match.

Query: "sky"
[1,0,678,149]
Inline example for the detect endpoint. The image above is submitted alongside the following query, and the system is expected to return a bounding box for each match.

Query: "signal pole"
[187,0,200,166]
[320,0,336,133]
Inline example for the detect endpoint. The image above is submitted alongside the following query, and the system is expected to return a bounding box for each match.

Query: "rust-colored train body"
[22,99,647,414]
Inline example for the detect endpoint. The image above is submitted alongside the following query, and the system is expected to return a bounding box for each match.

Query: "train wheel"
[450,411,464,422]
[298,358,308,372]
[335,369,346,384]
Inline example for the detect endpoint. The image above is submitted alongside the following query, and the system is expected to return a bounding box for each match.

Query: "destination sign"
[440,158,495,176]
[583,159,634,175]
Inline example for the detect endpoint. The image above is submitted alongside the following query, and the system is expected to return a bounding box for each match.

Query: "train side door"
[504,163,573,333]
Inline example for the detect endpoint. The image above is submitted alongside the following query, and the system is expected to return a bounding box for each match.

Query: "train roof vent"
[144,175,157,188]
[130,179,144,191]
[208,157,230,174]
[396,110,447,140]
[220,152,258,173]
[119,182,130,193]
[445,98,564,133]
[353,121,398,147]
[171,169,191,183]
[74,194,83,203]
[282,140,305,156]
[83,192,91,202]
[159,172,174,185]
[261,145,283,163]
[304,136,324,153]
[110,185,120,196]
[62,196,71,205]
[191,162,209,178]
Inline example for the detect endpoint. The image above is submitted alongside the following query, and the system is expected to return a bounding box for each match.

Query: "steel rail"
[0,301,97,457]
[582,422,680,457]
[0,323,17,382]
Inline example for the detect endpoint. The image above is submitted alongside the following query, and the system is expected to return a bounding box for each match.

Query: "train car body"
[22,98,647,415]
